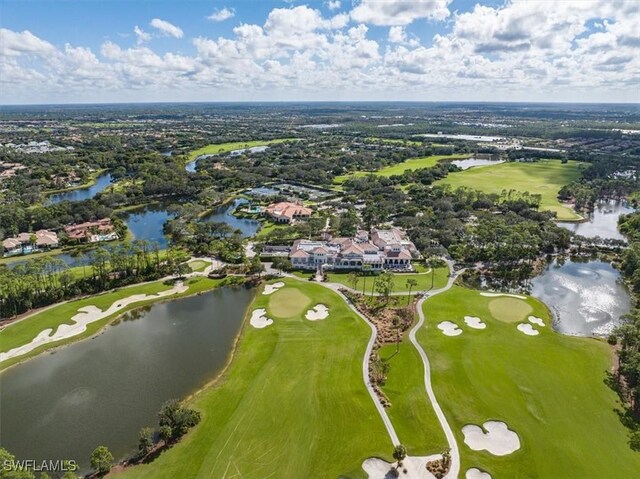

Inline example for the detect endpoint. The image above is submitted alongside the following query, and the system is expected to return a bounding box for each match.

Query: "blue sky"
[1,1,638,104]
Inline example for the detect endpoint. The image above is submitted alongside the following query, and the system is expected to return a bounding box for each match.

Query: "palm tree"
[406,278,418,304]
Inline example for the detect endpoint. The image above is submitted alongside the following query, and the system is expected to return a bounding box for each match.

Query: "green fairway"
[187,259,210,272]
[115,279,390,478]
[0,277,222,370]
[379,342,448,456]
[333,154,470,184]
[437,159,585,220]
[322,267,450,293]
[418,286,640,478]
[365,137,424,147]
[187,139,296,160]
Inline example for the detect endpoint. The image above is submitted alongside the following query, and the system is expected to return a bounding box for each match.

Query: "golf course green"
[115,279,391,478]
[418,286,640,477]
[188,139,295,160]
[437,159,584,220]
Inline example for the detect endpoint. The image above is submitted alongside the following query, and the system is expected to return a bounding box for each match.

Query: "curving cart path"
[409,262,465,479]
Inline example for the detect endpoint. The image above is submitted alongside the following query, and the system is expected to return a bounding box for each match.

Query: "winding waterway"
[531,259,631,336]
[557,200,634,241]
[46,173,113,205]
[202,198,261,237]
[0,287,255,470]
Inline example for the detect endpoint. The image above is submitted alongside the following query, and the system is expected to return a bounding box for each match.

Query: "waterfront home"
[64,218,118,243]
[2,230,59,256]
[265,201,313,223]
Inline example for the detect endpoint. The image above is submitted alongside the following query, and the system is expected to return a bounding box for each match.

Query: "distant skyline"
[1,0,639,105]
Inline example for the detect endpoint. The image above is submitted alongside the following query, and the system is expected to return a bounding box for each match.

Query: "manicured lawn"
[417,286,640,477]
[365,137,424,147]
[187,259,210,272]
[437,159,585,220]
[324,267,450,293]
[114,279,390,478]
[267,287,310,317]
[379,342,448,456]
[187,139,296,160]
[0,277,222,370]
[333,154,470,184]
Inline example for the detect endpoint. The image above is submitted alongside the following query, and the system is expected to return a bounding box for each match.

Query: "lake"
[202,198,261,237]
[185,146,269,172]
[0,286,255,471]
[119,205,175,248]
[531,259,631,336]
[557,200,635,241]
[451,158,505,170]
[46,173,113,205]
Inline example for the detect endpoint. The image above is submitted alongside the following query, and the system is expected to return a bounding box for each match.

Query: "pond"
[202,198,261,238]
[119,204,175,249]
[531,259,631,336]
[0,286,255,471]
[6,252,92,270]
[557,200,635,241]
[451,158,505,170]
[46,173,113,205]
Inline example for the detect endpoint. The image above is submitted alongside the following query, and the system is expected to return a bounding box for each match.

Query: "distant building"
[289,227,419,272]
[265,201,313,223]
[2,230,59,256]
[64,218,118,243]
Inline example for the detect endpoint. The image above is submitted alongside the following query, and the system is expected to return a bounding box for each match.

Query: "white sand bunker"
[249,308,273,328]
[305,304,329,321]
[480,292,526,299]
[262,281,285,295]
[464,316,486,329]
[438,321,462,336]
[0,282,188,363]
[363,454,443,479]
[462,421,520,456]
[517,323,539,336]
[466,468,492,479]
[528,315,545,327]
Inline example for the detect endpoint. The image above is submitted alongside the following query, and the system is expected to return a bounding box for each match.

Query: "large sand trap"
[249,308,273,328]
[305,304,329,321]
[466,468,492,479]
[480,292,526,299]
[462,421,520,456]
[517,323,539,336]
[528,315,545,327]
[262,281,285,295]
[362,454,443,479]
[438,321,462,336]
[0,282,188,363]
[464,316,486,329]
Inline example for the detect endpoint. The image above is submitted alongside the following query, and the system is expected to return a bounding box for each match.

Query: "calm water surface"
[557,200,635,241]
[119,205,175,248]
[202,198,261,237]
[46,173,113,205]
[531,259,631,336]
[0,287,255,470]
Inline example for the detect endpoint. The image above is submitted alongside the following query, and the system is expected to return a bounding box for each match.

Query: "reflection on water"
[46,173,113,205]
[119,204,175,248]
[202,198,261,238]
[557,200,635,241]
[0,287,255,470]
[531,259,631,336]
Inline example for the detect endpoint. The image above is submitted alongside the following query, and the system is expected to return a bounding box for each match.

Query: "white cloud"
[326,1,341,10]
[149,18,184,38]
[0,28,55,57]
[351,0,452,26]
[207,7,235,22]
[134,25,151,44]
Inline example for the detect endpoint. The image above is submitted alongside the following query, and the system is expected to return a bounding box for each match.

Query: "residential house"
[265,201,313,223]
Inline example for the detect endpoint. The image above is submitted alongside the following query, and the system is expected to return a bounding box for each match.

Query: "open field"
[114,279,390,478]
[417,286,640,477]
[437,159,585,220]
[365,137,424,147]
[187,139,296,160]
[0,277,222,370]
[316,267,450,293]
[333,154,470,184]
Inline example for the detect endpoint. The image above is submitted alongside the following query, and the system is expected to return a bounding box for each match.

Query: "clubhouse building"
[289,228,419,272]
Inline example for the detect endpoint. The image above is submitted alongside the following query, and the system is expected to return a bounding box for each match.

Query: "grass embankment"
[333,154,470,184]
[187,139,296,161]
[437,159,584,221]
[308,267,449,293]
[0,277,222,371]
[115,279,390,478]
[418,286,640,477]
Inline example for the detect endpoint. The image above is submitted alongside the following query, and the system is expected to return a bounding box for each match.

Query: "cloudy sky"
[1,0,639,104]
